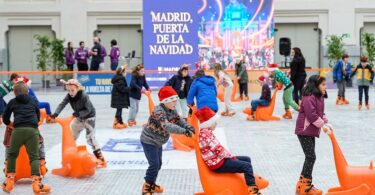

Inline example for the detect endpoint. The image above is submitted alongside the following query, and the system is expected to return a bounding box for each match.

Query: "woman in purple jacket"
[295,75,329,195]
[109,39,120,71]
[65,42,75,71]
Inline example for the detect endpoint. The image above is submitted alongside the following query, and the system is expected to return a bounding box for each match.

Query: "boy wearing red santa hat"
[196,107,262,195]
[140,86,195,195]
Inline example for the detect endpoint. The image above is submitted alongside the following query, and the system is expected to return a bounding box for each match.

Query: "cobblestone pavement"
[0,88,374,195]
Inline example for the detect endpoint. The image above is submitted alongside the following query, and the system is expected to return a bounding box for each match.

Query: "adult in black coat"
[165,64,192,119]
[290,47,307,104]
[111,66,130,128]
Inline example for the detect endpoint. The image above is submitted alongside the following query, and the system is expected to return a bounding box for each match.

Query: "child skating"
[268,64,299,119]
[129,64,151,126]
[213,63,235,116]
[196,106,262,194]
[2,82,50,193]
[350,56,374,110]
[111,65,130,129]
[295,75,330,195]
[140,86,195,195]
[51,79,106,168]
[332,54,352,105]
[235,57,249,101]
[247,75,271,121]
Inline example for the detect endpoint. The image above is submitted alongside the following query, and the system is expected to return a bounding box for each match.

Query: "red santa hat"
[15,76,32,86]
[158,86,179,104]
[258,75,266,82]
[267,63,279,71]
[195,107,220,128]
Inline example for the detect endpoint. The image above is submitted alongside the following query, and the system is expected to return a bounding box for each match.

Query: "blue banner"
[77,74,113,94]
[143,0,199,87]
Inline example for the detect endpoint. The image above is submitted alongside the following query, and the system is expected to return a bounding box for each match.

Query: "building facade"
[0,0,375,72]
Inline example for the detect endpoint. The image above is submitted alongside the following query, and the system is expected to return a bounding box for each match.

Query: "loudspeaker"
[279,37,291,56]
[131,50,136,58]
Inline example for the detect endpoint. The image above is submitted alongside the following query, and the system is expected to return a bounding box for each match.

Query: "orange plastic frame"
[243,88,280,121]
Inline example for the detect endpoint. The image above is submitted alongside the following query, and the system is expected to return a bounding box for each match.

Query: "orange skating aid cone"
[254,88,281,121]
[324,127,374,195]
[144,90,194,151]
[14,146,31,181]
[52,116,97,178]
[190,106,269,195]
[217,85,225,102]
[231,79,242,102]
[38,109,47,126]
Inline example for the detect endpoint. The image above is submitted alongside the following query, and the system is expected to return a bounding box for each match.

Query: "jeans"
[142,142,163,184]
[66,64,74,71]
[38,102,51,115]
[251,99,270,112]
[111,61,119,71]
[337,80,346,98]
[298,135,316,179]
[128,97,140,122]
[71,117,100,151]
[214,156,256,186]
[77,62,89,71]
[292,76,306,104]
[224,86,234,112]
[90,61,100,71]
[239,82,248,96]
[115,108,123,123]
[358,85,370,104]
[176,98,188,118]
[7,127,40,175]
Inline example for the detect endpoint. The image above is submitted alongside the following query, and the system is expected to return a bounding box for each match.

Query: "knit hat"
[267,64,279,71]
[258,75,266,82]
[15,76,32,86]
[158,86,179,104]
[195,107,220,128]
[60,79,84,90]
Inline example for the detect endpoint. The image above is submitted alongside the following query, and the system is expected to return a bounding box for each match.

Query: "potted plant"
[34,35,51,88]
[50,38,66,86]
[361,32,375,67]
[326,34,345,68]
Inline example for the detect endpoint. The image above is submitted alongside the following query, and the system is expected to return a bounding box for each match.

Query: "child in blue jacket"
[128,64,150,126]
[332,54,352,105]
[187,69,218,112]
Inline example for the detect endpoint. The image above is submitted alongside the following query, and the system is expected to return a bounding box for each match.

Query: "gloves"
[51,113,58,119]
[72,112,79,118]
[322,123,333,134]
[187,126,195,134]
[184,130,193,137]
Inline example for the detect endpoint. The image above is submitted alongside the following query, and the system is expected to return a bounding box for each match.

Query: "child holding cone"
[350,56,374,110]
[196,106,262,194]
[129,64,151,126]
[268,64,299,119]
[51,79,106,168]
[140,86,195,195]
[111,65,130,129]
[213,63,235,116]
[2,82,50,193]
[247,75,271,121]
[295,75,330,195]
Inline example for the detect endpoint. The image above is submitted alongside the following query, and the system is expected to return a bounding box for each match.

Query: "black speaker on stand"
[279,37,291,68]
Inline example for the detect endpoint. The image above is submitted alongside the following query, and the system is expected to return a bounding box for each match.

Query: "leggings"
[239,82,248,96]
[298,135,316,179]
[358,85,370,104]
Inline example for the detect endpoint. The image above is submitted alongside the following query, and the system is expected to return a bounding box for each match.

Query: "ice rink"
[0,87,374,195]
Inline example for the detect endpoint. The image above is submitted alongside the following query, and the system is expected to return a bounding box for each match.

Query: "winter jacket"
[199,128,234,170]
[216,71,233,88]
[290,56,307,82]
[187,75,218,112]
[91,43,102,63]
[3,94,40,129]
[235,63,249,83]
[129,75,150,100]
[54,90,96,120]
[28,88,39,104]
[65,49,75,65]
[109,46,120,63]
[333,60,352,82]
[140,104,193,147]
[75,48,89,64]
[111,74,130,109]
[350,64,374,86]
[0,80,13,98]
[260,83,271,102]
[165,74,192,99]
[274,69,292,88]
[295,95,327,138]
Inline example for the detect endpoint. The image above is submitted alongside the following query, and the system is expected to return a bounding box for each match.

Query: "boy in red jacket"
[195,107,261,195]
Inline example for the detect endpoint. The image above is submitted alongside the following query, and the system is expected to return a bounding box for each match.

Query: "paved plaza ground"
[0,87,374,195]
